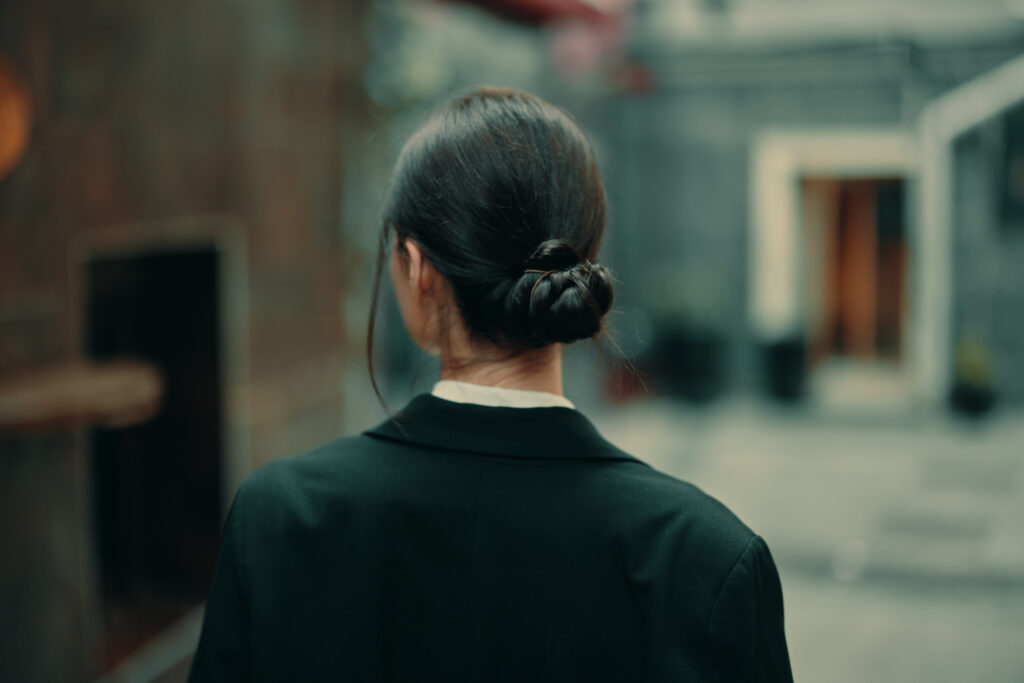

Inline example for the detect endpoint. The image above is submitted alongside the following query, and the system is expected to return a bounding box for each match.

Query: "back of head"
[381,86,613,349]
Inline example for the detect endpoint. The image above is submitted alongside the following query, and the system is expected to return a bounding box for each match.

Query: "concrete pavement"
[594,399,1024,682]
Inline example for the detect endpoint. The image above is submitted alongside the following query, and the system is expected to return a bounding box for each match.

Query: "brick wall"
[0,1,375,679]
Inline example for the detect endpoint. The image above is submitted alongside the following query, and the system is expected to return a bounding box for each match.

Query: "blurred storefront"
[602,1,1024,415]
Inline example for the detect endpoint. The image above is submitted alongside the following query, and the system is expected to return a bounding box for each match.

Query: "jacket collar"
[365,394,646,465]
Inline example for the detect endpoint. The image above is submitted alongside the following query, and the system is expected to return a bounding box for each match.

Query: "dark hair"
[368,87,613,394]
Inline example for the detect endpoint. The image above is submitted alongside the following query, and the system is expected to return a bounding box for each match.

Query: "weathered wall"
[0,1,374,679]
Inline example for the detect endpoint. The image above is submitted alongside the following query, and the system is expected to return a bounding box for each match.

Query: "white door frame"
[750,53,1024,408]
[749,129,919,399]
[917,51,1024,406]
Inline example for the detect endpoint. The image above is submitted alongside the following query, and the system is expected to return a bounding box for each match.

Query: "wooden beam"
[0,361,163,432]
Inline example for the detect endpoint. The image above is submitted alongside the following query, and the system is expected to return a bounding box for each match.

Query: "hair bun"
[525,239,582,271]
[503,248,614,347]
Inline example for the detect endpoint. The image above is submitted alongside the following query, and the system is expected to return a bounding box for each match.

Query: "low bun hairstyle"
[368,87,613,379]
[505,239,613,347]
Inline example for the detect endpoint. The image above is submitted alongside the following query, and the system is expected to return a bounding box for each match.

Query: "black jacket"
[189,394,793,682]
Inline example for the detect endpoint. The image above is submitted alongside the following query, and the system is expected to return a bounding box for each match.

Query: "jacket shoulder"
[230,434,380,527]
[606,462,759,567]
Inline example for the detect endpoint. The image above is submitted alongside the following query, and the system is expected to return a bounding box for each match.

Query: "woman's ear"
[392,238,447,355]
[402,239,441,299]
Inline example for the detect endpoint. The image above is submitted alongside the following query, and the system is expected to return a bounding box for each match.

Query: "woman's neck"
[439,344,564,396]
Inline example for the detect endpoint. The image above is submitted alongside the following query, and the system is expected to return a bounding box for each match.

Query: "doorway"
[750,129,917,408]
[85,247,223,672]
[802,177,907,364]
[801,177,909,406]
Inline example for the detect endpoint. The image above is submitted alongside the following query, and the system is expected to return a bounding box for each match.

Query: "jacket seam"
[231,485,253,673]
[697,534,758,683]
[464,461,484,683]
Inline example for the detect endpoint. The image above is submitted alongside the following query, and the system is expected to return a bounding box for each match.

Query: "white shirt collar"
[431,380,575,409]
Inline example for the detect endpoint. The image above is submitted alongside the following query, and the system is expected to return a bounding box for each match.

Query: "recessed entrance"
[750,129,917,409]
[85,247,223,672]
[801,177,907,365]
[799,176,910,409]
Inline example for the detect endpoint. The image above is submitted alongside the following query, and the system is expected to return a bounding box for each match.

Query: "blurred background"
[1,0,1023,680]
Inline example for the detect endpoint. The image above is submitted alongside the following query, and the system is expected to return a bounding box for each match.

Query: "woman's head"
[370,87,613,373]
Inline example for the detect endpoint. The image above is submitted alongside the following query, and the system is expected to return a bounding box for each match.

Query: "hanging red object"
[0,53,32,183]
[449,0,609,26]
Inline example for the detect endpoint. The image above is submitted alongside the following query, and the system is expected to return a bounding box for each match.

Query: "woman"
[189,87,793,682]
